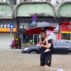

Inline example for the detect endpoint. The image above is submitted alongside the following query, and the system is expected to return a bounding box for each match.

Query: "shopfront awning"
[16,2,55,17]
[29,22,57,28]
[58,2,71,18]
[0,3,12,19]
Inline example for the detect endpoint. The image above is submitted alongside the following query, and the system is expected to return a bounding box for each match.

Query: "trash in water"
[57,68,64,71]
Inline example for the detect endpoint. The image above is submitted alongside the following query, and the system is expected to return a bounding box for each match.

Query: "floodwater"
[0,49,71,71]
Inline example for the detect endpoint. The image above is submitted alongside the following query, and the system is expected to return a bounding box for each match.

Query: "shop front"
[0,3,17,48]
[15,2,58,47]
[61,22,71,40]
[58,2,71,40]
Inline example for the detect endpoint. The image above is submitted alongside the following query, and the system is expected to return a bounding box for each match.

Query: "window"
[0,24,4,28]
[62,33,71,40]
[6,0,16,5]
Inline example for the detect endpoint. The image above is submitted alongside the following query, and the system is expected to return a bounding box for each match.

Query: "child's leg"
[44,49,50,52]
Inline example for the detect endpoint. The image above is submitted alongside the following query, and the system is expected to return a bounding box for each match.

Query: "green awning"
[58,2,71,17]
[16,3,55,17]
[0,3,12,19]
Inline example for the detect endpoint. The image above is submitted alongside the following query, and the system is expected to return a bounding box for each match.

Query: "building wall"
[0,0,71,4]
[0,0,71,7]
[0,0,71,40]
[0,0,3,2]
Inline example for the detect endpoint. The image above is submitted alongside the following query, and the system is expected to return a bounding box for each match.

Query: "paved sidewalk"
[0,49,71,71]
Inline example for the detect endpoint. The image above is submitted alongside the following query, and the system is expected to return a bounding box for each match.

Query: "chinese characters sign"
[0,24,17,32]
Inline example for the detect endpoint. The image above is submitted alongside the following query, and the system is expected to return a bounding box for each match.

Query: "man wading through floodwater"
[38,29,54,70]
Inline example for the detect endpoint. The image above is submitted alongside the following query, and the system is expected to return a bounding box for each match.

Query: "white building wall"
[0,0,7,2]
[0,0,3,2]
[0,0,71,4]
[3,0,6,2]
[31,0,46,2]
[17,0,20,4]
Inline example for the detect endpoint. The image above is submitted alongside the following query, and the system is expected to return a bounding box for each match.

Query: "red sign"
[61,22,71,32]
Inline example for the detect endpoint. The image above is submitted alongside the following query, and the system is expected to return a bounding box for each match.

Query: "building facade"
[57,2,71,40]
[0,0,71,48]
[0,3,17,48]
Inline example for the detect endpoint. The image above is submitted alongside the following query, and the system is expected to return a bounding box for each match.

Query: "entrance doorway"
[0,33,14,48]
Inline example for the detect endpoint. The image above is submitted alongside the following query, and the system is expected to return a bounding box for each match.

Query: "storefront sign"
[0,24,17,32]
[0,28,17,32]
[67,23,71,30]
[61,22,71,33]
[0,24,14,28]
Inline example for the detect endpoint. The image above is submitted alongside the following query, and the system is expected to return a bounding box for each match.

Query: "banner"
[61,22,71,33]
[0,28,17,32]
[0,23,17,32]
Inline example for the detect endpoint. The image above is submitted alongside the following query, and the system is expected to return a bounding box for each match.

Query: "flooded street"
[0,49,71,71]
